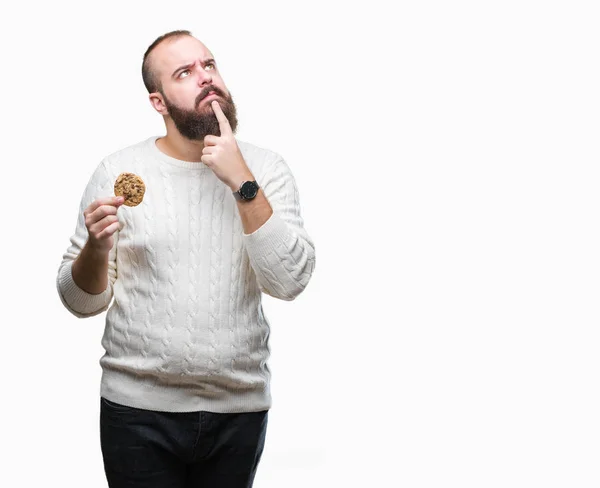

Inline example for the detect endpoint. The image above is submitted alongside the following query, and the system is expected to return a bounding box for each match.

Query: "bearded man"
[56,30,315,488]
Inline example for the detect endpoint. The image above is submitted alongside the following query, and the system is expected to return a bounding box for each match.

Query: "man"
[56,30,315,488]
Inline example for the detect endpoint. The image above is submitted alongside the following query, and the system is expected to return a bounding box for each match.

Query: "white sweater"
[56,136,315,413]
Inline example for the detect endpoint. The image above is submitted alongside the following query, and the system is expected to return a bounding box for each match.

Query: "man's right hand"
[83,196,125,254]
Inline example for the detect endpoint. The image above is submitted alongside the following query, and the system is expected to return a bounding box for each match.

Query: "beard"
[162,85,238,140]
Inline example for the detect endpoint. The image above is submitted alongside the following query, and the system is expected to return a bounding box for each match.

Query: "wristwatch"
[233,180,260,201]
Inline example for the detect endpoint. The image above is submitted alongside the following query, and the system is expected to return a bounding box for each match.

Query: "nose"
[197,67,213,86]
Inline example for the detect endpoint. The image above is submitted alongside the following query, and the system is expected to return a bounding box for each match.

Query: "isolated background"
[1,0,599,486]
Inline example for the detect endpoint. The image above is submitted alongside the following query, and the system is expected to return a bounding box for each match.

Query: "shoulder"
[102,137,154,165]
[236,138,282,167]
[99,136,157,179]
[236,138,295,184]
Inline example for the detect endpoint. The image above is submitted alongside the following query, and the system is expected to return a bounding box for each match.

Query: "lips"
[196,89,220,108]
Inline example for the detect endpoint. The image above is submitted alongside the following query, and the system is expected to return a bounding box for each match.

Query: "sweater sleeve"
[56,160,119,318]
[243,155,316,301]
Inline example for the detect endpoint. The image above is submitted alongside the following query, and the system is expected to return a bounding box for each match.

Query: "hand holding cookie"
[83,196,125,254]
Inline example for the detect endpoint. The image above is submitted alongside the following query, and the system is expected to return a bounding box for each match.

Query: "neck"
[156,126,205,163]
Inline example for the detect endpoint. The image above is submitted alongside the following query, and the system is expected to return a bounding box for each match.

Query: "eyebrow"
[172,58,216,77]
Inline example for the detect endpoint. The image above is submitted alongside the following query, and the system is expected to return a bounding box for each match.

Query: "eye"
[205,62,215,70]
[179,69,191,79]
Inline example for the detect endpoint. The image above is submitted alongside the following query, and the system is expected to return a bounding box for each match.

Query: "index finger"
[211,100,232,136]
[86,196,124,214]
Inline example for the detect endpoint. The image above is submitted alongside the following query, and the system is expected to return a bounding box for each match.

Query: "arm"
[242,156,316,300]
[72,195,124,294]
[202,100,315,300]
[56,162,122,317]
[234,186,273,235]
[71,242,111,295]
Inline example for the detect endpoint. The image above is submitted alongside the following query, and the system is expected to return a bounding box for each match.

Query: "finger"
[204,135,219,146]
[200,154,213,166]
[89,214,119,237]
[86,204,119,227]
[97,220,121,240]
[85,196,124,216]
[202,146,214,155]
[211,101,232,137]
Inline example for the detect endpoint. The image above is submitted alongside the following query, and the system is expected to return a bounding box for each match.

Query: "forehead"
[152,36,213,78]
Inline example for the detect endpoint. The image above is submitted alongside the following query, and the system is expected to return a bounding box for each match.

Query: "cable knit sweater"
[56,135,315,413]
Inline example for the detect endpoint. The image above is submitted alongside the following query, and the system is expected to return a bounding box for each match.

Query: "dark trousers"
[100,397,268,488]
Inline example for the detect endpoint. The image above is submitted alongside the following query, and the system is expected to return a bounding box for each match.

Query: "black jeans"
[100,397,268,488]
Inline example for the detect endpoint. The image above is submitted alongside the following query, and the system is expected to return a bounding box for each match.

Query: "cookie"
[114,172,146,207]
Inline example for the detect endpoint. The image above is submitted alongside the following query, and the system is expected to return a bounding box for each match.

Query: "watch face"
[240,181,259,199]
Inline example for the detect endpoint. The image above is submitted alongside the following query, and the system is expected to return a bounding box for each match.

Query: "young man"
[56,30,315,487]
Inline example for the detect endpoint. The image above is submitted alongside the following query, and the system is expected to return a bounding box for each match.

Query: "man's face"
[151,36,238,140]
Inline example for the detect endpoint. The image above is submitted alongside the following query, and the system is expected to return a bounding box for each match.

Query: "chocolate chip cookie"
[114,172,146,207]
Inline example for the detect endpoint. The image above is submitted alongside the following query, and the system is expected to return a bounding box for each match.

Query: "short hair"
[142,30,192,93]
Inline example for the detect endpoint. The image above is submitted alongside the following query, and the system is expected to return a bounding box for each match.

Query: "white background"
[1,0,599,486]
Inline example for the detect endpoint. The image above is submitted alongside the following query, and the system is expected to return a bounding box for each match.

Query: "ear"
[149,92,168,115]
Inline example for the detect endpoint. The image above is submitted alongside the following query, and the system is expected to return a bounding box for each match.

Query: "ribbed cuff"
[57,261,112,316]
[243,212,290,260]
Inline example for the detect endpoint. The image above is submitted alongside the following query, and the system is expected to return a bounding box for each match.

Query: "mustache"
[196,86,227,107]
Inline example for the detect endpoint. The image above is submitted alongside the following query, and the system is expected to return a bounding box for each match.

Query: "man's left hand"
[201,101,253,191]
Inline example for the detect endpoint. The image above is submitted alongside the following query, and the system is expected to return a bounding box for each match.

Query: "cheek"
[213,78,228,93]
[170,83,196,102]
[178,89,199,109]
